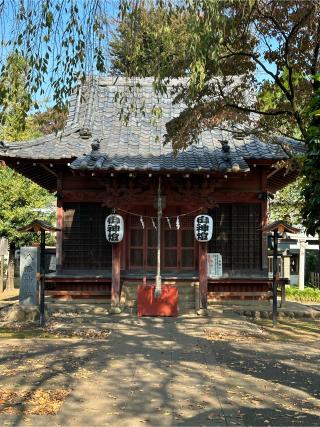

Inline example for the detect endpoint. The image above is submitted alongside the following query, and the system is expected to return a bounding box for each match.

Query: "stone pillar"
[19,247,39,306]
[299,239,306,291]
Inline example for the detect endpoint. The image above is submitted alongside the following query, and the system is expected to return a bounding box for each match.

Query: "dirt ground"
[0,309,319,426]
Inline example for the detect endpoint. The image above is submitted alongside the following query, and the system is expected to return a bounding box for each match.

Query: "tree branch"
[220,49,292,98]
[311,20,320,90]
[224,103,292,117]
[284,5,314,99]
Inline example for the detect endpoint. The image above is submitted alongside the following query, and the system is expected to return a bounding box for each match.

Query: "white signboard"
[105,214,124,243]
[207,253,223,277]
[194,215,213,242]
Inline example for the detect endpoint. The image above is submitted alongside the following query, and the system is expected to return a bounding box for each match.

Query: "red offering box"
[137,285,178,317]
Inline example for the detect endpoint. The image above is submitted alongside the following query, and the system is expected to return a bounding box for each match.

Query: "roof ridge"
[84,75,188,88]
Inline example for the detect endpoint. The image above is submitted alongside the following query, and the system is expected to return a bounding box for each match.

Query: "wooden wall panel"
[62,203,112,270]
[209,203,262,272]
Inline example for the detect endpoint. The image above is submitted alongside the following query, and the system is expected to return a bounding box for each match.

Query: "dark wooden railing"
[310,272,320,288]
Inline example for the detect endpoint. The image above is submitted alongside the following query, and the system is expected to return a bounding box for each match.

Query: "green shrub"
[286,286,320,303]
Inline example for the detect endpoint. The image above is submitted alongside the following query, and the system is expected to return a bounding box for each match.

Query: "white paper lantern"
[105,214,124,243]
[194,215,213,242]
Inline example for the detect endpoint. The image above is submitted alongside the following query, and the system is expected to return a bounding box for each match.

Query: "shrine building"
[0,77,302,312]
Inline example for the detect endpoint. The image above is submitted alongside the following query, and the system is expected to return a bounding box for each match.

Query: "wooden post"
[39,230,46,327]
[0,255,4,293]
[56,200,63,272]
[272,230,278,325]
[56,174,63,273]
[155,176,162,297]
[261,200,268,271]
[199,242,208,310]
[111,243,121,307]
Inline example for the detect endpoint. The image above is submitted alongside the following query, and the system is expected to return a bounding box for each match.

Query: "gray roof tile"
[0,77,303,172]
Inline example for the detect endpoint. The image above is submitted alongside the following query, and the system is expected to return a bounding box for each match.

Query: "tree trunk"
[6,244,15,291]
[318,236,320,273]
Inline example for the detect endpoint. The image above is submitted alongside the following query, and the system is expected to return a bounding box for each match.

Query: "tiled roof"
[0,77,303,173]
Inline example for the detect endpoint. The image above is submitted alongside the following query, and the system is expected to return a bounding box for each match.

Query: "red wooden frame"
[127,207,197,272]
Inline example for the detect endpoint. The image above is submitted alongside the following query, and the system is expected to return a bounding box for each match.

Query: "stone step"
[48,302,110,315]
[178,304,195,310]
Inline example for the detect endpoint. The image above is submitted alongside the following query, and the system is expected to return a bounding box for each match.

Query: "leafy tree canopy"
[2,0,319,146]
[301,75,320,235]
[0,167,55,247]
[0,53,56,247]
[0,1,319,235]
[269,179,303,226]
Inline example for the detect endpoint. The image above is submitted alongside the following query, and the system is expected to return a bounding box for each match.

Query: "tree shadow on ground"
[0,312,319,426]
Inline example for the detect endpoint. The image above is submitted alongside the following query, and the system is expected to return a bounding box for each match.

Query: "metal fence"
[310,272,320,288]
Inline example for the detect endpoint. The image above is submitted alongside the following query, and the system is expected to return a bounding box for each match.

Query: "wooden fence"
[310,272,320,288]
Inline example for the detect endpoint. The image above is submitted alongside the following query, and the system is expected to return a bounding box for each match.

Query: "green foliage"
[269,179,303,225]
[0,0,114,107]
[0,53,34,140]
[286,286,320,303]
[0,167,54,247]
[301,74,320,236]
[110,5,192,79]
[32,107,67,135]
[1,0,319,146]
[113,0,319,147]
[306,252,319,279]
[0,53,55,247]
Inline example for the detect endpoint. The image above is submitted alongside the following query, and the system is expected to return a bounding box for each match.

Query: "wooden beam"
[46,290,111,296]
[112,243,121,306]
[199,242,208,309]
[40,163,58,177]
[45,277,111,283]
[208,291,272,297]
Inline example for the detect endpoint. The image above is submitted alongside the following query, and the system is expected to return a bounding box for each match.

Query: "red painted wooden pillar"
[112,243,121,306]
[261,200,268,271]
[261,171,268,271]
[199,242,208,309]
[56,175,63,273]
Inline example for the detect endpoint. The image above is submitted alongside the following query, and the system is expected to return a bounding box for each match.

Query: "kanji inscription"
[194,215,213,242]
[105,214,124,243]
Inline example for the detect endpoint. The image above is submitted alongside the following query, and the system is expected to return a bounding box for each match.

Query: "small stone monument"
[18,220,60,326]
[19,246,39,306]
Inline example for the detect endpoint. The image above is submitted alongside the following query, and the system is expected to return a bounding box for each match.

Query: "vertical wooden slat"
[56,174,63,273]
[199,242,208,309]
[112,243,121,306]
[56,200,63,273]
[261,200,268,270]
[62,203,112,269]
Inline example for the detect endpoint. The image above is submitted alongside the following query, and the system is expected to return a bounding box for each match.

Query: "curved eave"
[267,168,299,193]
[1,158,74,192]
